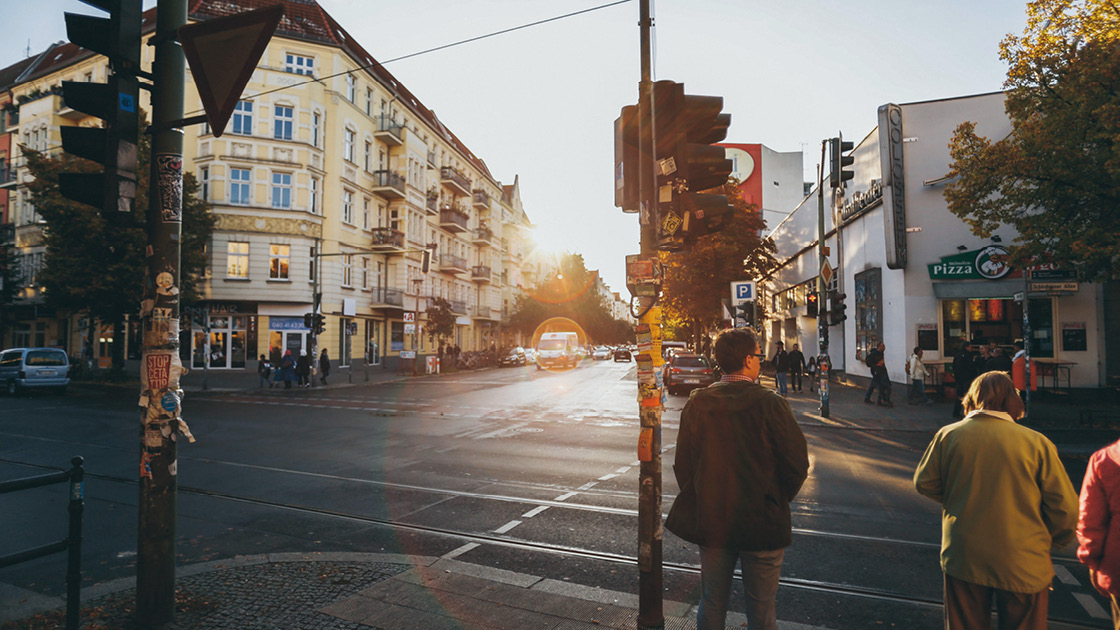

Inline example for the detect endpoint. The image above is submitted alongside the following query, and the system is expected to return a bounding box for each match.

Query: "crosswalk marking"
[493,520,521,534]
[1073,592,1110,619]
[1053,564,1078,585]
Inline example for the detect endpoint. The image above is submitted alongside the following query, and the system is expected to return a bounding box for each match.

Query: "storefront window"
[230,316,246,368]
[1028,299,1054,358]
[942,300,967,356]
[391,321,404,351]
[939,297,1053,358]
[854,268,882,362]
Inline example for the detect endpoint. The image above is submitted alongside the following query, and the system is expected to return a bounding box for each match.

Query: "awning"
[931,279,1023,299]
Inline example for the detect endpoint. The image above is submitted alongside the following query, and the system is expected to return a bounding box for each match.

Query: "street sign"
[820,259,833,286]
[403,312,416,322]
[730,281,756,305]
[404,323,416,335]
[1030,268,1077,281]
[1030,282,1078,293]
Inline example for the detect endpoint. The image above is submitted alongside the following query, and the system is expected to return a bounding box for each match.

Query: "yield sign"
[821,258,834,286]
[179,4,284,138]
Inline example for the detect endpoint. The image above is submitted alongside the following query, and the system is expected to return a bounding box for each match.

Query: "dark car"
[498,347,527,367]
[664,352,715,395]
[613,348,632,362]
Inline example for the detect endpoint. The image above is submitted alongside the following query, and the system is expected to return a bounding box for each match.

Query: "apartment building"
[1,0,543,371]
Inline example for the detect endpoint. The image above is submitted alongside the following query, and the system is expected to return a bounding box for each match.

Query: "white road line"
[493,520,522,534]
[597,473,619,481]
[577,482,598,491]
[1053,564,1078,585]
[615,467,631,474]
[474,422,529,440]
[1072,592,1110,619]
[521,506,549,518]
[629,461,641,467]
[554,492,579,501]
[442,542,480,559]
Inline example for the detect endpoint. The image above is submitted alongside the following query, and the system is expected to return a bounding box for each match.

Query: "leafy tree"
[0,238,19,342]
[425,296,456,349]
[661,181,776,345]
[508,252,629,344]
[945,0,1120,280]
[23,114,214,371]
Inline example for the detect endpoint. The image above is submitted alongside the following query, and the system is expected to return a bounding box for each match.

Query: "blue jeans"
[698,546,785,630]
[775,372,788,396]
[910,378,931,403]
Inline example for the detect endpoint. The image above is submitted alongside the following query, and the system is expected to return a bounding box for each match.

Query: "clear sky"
[6,0,1028,295]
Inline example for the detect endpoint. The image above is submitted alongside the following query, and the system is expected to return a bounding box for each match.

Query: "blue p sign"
[734,282,755,301]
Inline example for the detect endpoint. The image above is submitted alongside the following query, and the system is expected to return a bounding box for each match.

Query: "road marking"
[597,473,619,481]
[578,482,598,491]
[554,492,579,501]
[522,506,549,518]
[629,461,641,467]
[443,542,479,559]
[1072,592,1110,619]
[615,467,631,474]
[1053,564,1078,585]
[493,520,521,534]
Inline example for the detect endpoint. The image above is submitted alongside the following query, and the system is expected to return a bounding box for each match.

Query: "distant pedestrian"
[1012,340,1036,400]
[915,371,1077,630]
[985,347,1013,376]
[1077,438,1120,629]
[770,342,789,397]
[257,354,273,388]
[907,347,933,405]
[666,328,808,630]
[319,349,331,385]
[951,344,975,419]
[296,351,311,388]
[279,349,295,390]
[806,356,817,393]
[973,345,991,376]
[863,342,892,407]
[788,344,806,393]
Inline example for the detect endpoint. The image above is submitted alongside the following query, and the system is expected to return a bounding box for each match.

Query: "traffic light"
[312,313,326,335]
[829,291,848,325]
[828,136,854,189]
[806,291,819,318]
[421,248,432,274]
[613,103,640,213]
[303,312,314,329]
[59,0,142,217]
[736,302,753,328]
[651,80,733,250]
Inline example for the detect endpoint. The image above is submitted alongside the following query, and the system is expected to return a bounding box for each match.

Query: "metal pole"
[816,145,830,418]
[1023,270,1031,416]
[636,0,662,627]
[310,238,320,387]
[65,456,84,630]
[137,0,186,624]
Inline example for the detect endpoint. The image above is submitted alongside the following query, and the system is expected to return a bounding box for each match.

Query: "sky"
[6,0,1029,295]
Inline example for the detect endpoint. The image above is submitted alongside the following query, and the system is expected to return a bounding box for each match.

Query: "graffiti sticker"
[156,153,183,223]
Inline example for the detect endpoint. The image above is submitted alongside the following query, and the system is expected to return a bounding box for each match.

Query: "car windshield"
[539,339,565,350]
[674,356,708,368]
[26,350,67,366]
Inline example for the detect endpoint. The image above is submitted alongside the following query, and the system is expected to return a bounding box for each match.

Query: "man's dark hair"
[714,328,758,373]
[1014,340,1024,351]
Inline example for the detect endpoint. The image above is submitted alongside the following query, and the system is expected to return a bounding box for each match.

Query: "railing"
[375,115,403,142]
[427,297,467,313]
[440,166,471,192]
[425,195,438,213]
[373,287,404,306]
[471,265,491,281]
[439,208,470,232]
[440,253,468,270]
[371,227,405,249]
[0,457,85,630]
[472,226,493,244]
[0,167,15,185]
[472,189,490,208]
[372,170,406,196]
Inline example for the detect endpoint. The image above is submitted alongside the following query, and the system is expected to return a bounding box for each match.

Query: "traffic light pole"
[816,142,830,419]
[137,0,187,624]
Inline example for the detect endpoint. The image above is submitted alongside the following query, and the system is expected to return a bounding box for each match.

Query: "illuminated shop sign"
[839,179,883,223]
[927,246,1012,280]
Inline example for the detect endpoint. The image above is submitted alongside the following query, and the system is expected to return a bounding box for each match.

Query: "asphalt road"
[0,360,1111,629]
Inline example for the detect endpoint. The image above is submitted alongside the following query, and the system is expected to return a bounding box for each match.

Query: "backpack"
[905,358,911,375]
[865,352,876,369]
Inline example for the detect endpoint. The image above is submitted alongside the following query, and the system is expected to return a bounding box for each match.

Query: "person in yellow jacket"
[914,370,1078,630]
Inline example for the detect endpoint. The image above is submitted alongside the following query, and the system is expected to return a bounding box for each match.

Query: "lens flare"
[531,317,587,373]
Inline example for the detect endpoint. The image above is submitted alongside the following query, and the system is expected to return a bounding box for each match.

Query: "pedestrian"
[279,349,295,390]
[863,342,893,407]
[914,371,1078,630]
[319,349,331,385]
[296,351,311,388]
[666,328,809,630]
[985,346,1013,375]
[1077,438,1120,629]
[257,354,273,388]
[950,344,975,419]
[770,341,789,397]
[788,343,806,393]
[1011,340,1036,400]
[806,356,817,393]
[907,346,933,405]
[973,344,990,377]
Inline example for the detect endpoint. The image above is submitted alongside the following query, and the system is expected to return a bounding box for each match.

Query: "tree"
[23,114,214,372]
[507,252,628,344]
[944,0,1120,280]
[425,296,456,350]
[661,181,776,344]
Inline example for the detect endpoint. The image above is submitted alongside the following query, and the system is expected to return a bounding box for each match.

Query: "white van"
[536,332,580,370]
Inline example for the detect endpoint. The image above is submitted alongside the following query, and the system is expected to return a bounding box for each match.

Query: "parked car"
[0,347,71,395]
[498,346,527,367]
[661,341,687,360]
[664,352,715,396]
[592,346,612,360]
[613,348,632,362]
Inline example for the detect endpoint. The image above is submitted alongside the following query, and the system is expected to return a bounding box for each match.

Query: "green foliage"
[425,296,456,345]
[945,0,1120,280]
[507,252,631,344]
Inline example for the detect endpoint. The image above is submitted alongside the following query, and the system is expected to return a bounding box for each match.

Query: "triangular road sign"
[179,4,283,138]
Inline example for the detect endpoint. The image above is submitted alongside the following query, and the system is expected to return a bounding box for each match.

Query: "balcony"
[439,206,470,233]
[370,227,405,251]
[440,166,471,196]
[472,189,490,209]
[471,226,493,246]
[371,287,405,309]
[371,170,406,200]
[439,253,469,275]
[0,224,14,246]
[374,115,403,146]
[425,194,438,215]
[471,305,499,321]
[0,167,15,189]
[428,297,467,314]
[471,265,491,283]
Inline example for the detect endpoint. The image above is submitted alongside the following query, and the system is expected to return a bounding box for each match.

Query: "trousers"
[697,546,784,630]
[943,573,1048,630]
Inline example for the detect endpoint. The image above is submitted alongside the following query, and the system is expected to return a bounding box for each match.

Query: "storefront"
[183,302,258,370]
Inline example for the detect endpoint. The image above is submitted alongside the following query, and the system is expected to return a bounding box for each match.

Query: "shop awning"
[932,279,1023,299]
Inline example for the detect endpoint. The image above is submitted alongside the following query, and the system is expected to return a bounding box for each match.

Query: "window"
[362,198,371,230]
[345,74,356,102]
[363,141,372,171]
[199,167,209,200]
[232,100,253,135]
[361,257,369,289]
[269,244,290,279]
[309,247,316,281]
[312,111,321,147]
[285,53,314,76]
[309,176,320,214]
[273,105,293,140]
[271,172,292,209]
[342,254,353,286]
[230,168,250,205]
[365,88,373,116]
[342,189,354,224]
[227,242,249,278]
[343,128,355,162]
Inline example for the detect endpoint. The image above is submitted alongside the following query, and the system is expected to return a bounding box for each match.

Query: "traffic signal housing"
[312,313,326,335]
[735,302,753,329]
[651,80,733,250]
[829,291,848,325]
[303,312,314,329]
[421,248,432,274]
[613,103,640,213]
[59,0,142,217]
[828,136,854,189]
[806,291,819,318]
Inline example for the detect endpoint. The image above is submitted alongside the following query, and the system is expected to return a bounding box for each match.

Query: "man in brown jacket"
[666,328,809,630]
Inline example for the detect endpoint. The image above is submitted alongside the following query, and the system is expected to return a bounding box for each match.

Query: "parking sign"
[731,281,756,305]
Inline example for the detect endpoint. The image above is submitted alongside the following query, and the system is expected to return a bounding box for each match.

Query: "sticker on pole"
[146,354,171,391]
[661,211,683,236]
[156,153,183,223]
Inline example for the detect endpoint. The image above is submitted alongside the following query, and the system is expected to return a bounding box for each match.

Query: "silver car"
[0,347,71,395]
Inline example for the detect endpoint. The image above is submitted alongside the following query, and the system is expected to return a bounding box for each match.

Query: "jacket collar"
[964,409,1015,423]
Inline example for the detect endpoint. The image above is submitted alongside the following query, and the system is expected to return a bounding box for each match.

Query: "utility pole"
[816,148,830,419]
[137,0,188,624]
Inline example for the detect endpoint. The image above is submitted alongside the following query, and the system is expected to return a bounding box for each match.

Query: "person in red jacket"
[1078,438,1120,628]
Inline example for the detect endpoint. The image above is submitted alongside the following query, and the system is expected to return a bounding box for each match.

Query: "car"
[661,341,687,360]
[613,348,632,362]
[498,346,527,367]
[592,346,612,360]
[0,347,71,395]
[664,352,715,396]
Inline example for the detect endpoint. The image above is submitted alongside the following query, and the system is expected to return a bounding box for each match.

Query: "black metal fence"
[0,457,85,630]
